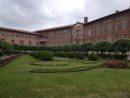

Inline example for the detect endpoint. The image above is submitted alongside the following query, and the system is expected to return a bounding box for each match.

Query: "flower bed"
[103,60,129,69]
[0,54,23,68]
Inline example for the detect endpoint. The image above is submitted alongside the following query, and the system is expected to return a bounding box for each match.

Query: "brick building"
[0,27,40,46]
[0,8,130,46]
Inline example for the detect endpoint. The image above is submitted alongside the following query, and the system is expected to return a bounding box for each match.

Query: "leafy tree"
[63,45,71,52]
[82,43,93,54]
[113,39,130,55]
[71,44,82,53]
[0,40,13,56]
[94,41,111,54]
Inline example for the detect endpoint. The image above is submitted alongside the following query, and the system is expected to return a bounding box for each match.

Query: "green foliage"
[71,44,82,52]
[76,52,85,59]
[113,39,130,54]
[82,43,93,52]
[111,53,128,60]
[94,41,111,54]
[67,52,75,58]
[1,55,130,98]
[31,51,53,61]
[63,45,71,52]
[88,52,98,61]
[0,40,13,56]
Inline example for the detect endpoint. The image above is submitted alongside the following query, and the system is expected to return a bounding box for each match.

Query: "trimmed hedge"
[76,52,85,59]
[30,62,71,66]
[88,53,98,61]
[30,66,100,73]
[67,52,75,58]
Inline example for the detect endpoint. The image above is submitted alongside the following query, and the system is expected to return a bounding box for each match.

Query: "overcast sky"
[0,0,130,31]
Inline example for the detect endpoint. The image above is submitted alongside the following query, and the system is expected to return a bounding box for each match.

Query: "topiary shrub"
[59,51,67,58]
[67,52,75,58]
[103,60,128,69]
[40,51,53,61]
[31,51,53,61]
[88,52,98,61]
[53,51,60,57]
[76,52,85,59]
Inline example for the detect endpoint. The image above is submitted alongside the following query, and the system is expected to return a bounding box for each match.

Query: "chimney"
[116,10,120,13]
[84,17,88,24]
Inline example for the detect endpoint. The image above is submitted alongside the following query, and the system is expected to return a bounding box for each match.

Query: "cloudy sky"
[0,0,130,31]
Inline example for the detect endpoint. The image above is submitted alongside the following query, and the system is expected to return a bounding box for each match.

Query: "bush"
[103,60,128,69]
[67,52,75,58]
[76,52,85,59]
[31,51,53,61]
[40,51,53,61]
[59,51,67,57]
[111,53,128,60]
[88,52,98,61]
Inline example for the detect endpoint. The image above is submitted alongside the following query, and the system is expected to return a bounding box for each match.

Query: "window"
[25,35,28,39]
[108,25,112,32]
[122,15,127,20]
[115,35,118,39]
[76,30,80,38]
[29,41,32,46]
[115,23,118,31]
[2,32,5,36]
[88,30,91,36]
[122,21,127,30]
[20,40,24,45]
[11,40,15,44]
[36,42,38,46]
[123,34,127,39]
[64,29,67,33]
[16,33,19,37]
[11,33,15,37]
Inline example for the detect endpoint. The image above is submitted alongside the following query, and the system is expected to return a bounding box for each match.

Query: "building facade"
[0,8,130,46]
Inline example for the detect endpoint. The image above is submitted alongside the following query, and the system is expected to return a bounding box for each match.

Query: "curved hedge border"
[30,61,98,66]
[30,66,100,73]
[30,62,71,66]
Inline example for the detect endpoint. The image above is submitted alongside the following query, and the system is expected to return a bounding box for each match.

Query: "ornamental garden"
[0,39,130,98]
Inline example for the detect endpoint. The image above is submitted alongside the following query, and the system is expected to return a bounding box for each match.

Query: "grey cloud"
[0,0,130,31]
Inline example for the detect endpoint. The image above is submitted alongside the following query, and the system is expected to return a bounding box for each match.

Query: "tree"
[82,43,93,54]
[0,40,13,56]
[71,44,82,53]
[94,41,111,54]
[113,39,130,55]
[63,45,71,52]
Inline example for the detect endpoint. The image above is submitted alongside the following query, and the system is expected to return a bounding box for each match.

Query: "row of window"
[0,31,38,40]
[115,34,127,39]
[11,40,38,46]
[86,20,128,36]
[87,14,127,28]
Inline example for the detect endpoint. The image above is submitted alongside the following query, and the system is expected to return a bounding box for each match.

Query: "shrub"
[31,51,53,61]
[40,51,53,61]
[59,51,67,57]
[76,52,85,59]
[67,52,75,58]
[111,53,128,60]
[103,60,128,69]
[88,52,98,61]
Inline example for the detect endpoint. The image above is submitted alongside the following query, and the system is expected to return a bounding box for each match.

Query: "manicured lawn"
[0,55,130,98]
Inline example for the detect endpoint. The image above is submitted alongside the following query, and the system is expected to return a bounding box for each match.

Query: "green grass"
[0,55,130,98]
